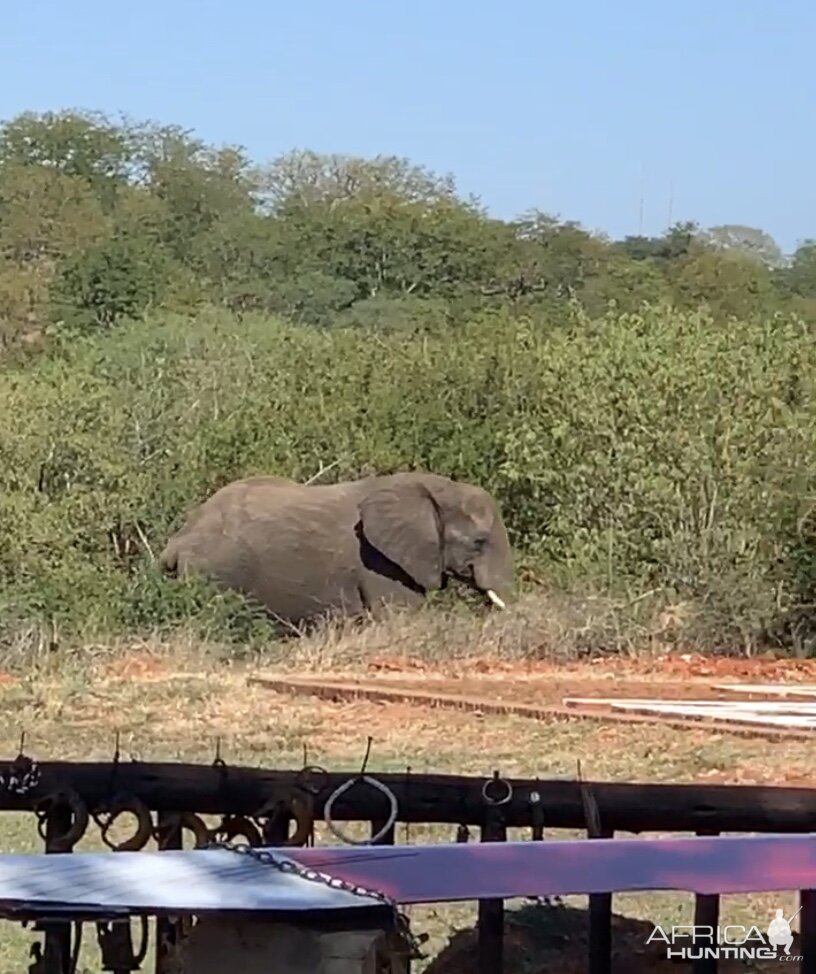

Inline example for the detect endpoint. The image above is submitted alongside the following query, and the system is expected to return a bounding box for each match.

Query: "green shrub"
[50,232,176,331]
[1,303,815,652]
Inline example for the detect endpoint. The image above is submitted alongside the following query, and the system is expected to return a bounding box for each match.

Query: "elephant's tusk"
[486,589,506,610]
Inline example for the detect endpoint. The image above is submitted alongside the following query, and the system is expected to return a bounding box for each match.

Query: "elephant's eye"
[471,532,489,551]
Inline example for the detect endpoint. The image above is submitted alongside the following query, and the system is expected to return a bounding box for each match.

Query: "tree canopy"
[0,108,807,351]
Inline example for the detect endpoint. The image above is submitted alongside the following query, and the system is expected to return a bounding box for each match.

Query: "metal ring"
[154,811,210,849]
[254,796,314,847]
[481,775,513,806]
[211,814,263,848]
[295,765,329,797]
[97,795,154,852]
[324,775,399,846]
[34,788,90,851]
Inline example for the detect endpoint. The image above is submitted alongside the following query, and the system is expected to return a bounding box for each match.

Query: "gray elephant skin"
[159,471,514,627]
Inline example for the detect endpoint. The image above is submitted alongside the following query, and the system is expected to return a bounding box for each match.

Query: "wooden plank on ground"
[249,675,816,741]
[713,683,816,698]
[566,697,816,714]
[563,697,816,730]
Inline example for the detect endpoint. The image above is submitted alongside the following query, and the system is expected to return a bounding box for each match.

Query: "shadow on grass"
[423,901,801,974]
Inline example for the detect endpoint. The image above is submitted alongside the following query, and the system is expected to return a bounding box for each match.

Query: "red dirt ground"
[351,651,816,709]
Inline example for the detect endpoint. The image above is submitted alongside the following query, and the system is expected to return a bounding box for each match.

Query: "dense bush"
[2,108,816,655]
[1,303,815,652]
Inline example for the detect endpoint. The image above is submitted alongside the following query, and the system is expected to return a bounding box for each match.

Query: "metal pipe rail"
[2,755,816,973]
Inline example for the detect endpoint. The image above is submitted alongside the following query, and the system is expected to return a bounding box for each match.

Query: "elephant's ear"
[358,483,443,590]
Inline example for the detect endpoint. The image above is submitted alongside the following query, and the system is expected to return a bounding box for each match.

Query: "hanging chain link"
[206,839,424,959]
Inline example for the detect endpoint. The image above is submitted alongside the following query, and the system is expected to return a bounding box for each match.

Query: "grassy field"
[0,604,811,972]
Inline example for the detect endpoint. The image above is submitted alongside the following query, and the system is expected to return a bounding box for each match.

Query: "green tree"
[141,127,261,262]
[777,240,816,296]
[667,248,777,319]
[0,109,134,211]
[702,224,786,268]
[0,162,109,263]
[0,158,111,344]
[51,228,175,330]
[260,149,459,210]
[265,152,504,303]
[772,240,816,320]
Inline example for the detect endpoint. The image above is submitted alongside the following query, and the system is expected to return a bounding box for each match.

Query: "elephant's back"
[238,482,364,621]
[164,476,364,623]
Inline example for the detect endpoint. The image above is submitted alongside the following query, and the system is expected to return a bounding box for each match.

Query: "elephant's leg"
[358,574,426,619]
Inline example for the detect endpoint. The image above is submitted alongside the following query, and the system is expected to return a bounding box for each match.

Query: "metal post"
[154,812,183,974]
[42,805,75,974]
[692,829,720,974]
[588,828,613,974]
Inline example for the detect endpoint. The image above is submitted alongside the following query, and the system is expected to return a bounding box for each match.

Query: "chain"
[0,755,423,957]
[206,840,424,959]
[0,755,41,796]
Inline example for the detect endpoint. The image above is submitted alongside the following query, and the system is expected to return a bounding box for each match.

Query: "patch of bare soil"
[425,902,799,974]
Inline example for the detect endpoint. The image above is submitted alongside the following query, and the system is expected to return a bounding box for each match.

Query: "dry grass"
[0,586,710,677]
[241,587,707,671]
[0,600,812,972]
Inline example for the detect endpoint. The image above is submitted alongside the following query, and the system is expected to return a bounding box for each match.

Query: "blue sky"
[2,0,814,252]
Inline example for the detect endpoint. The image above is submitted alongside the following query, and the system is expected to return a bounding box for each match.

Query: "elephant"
[159,470,514,628]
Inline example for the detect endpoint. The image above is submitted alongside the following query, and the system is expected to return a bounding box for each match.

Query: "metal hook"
[34,788,89,851]
[359,736,373,776]
[210,814,263,848]
[212,737,226,769]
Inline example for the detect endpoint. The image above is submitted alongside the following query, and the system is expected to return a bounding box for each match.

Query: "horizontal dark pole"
[2,760,816,833]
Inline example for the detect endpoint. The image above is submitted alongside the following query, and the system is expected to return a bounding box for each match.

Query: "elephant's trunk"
[473,520,514,610]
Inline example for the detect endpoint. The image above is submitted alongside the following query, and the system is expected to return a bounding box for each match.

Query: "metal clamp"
[1,751,41,797]
[529,788,545,839]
